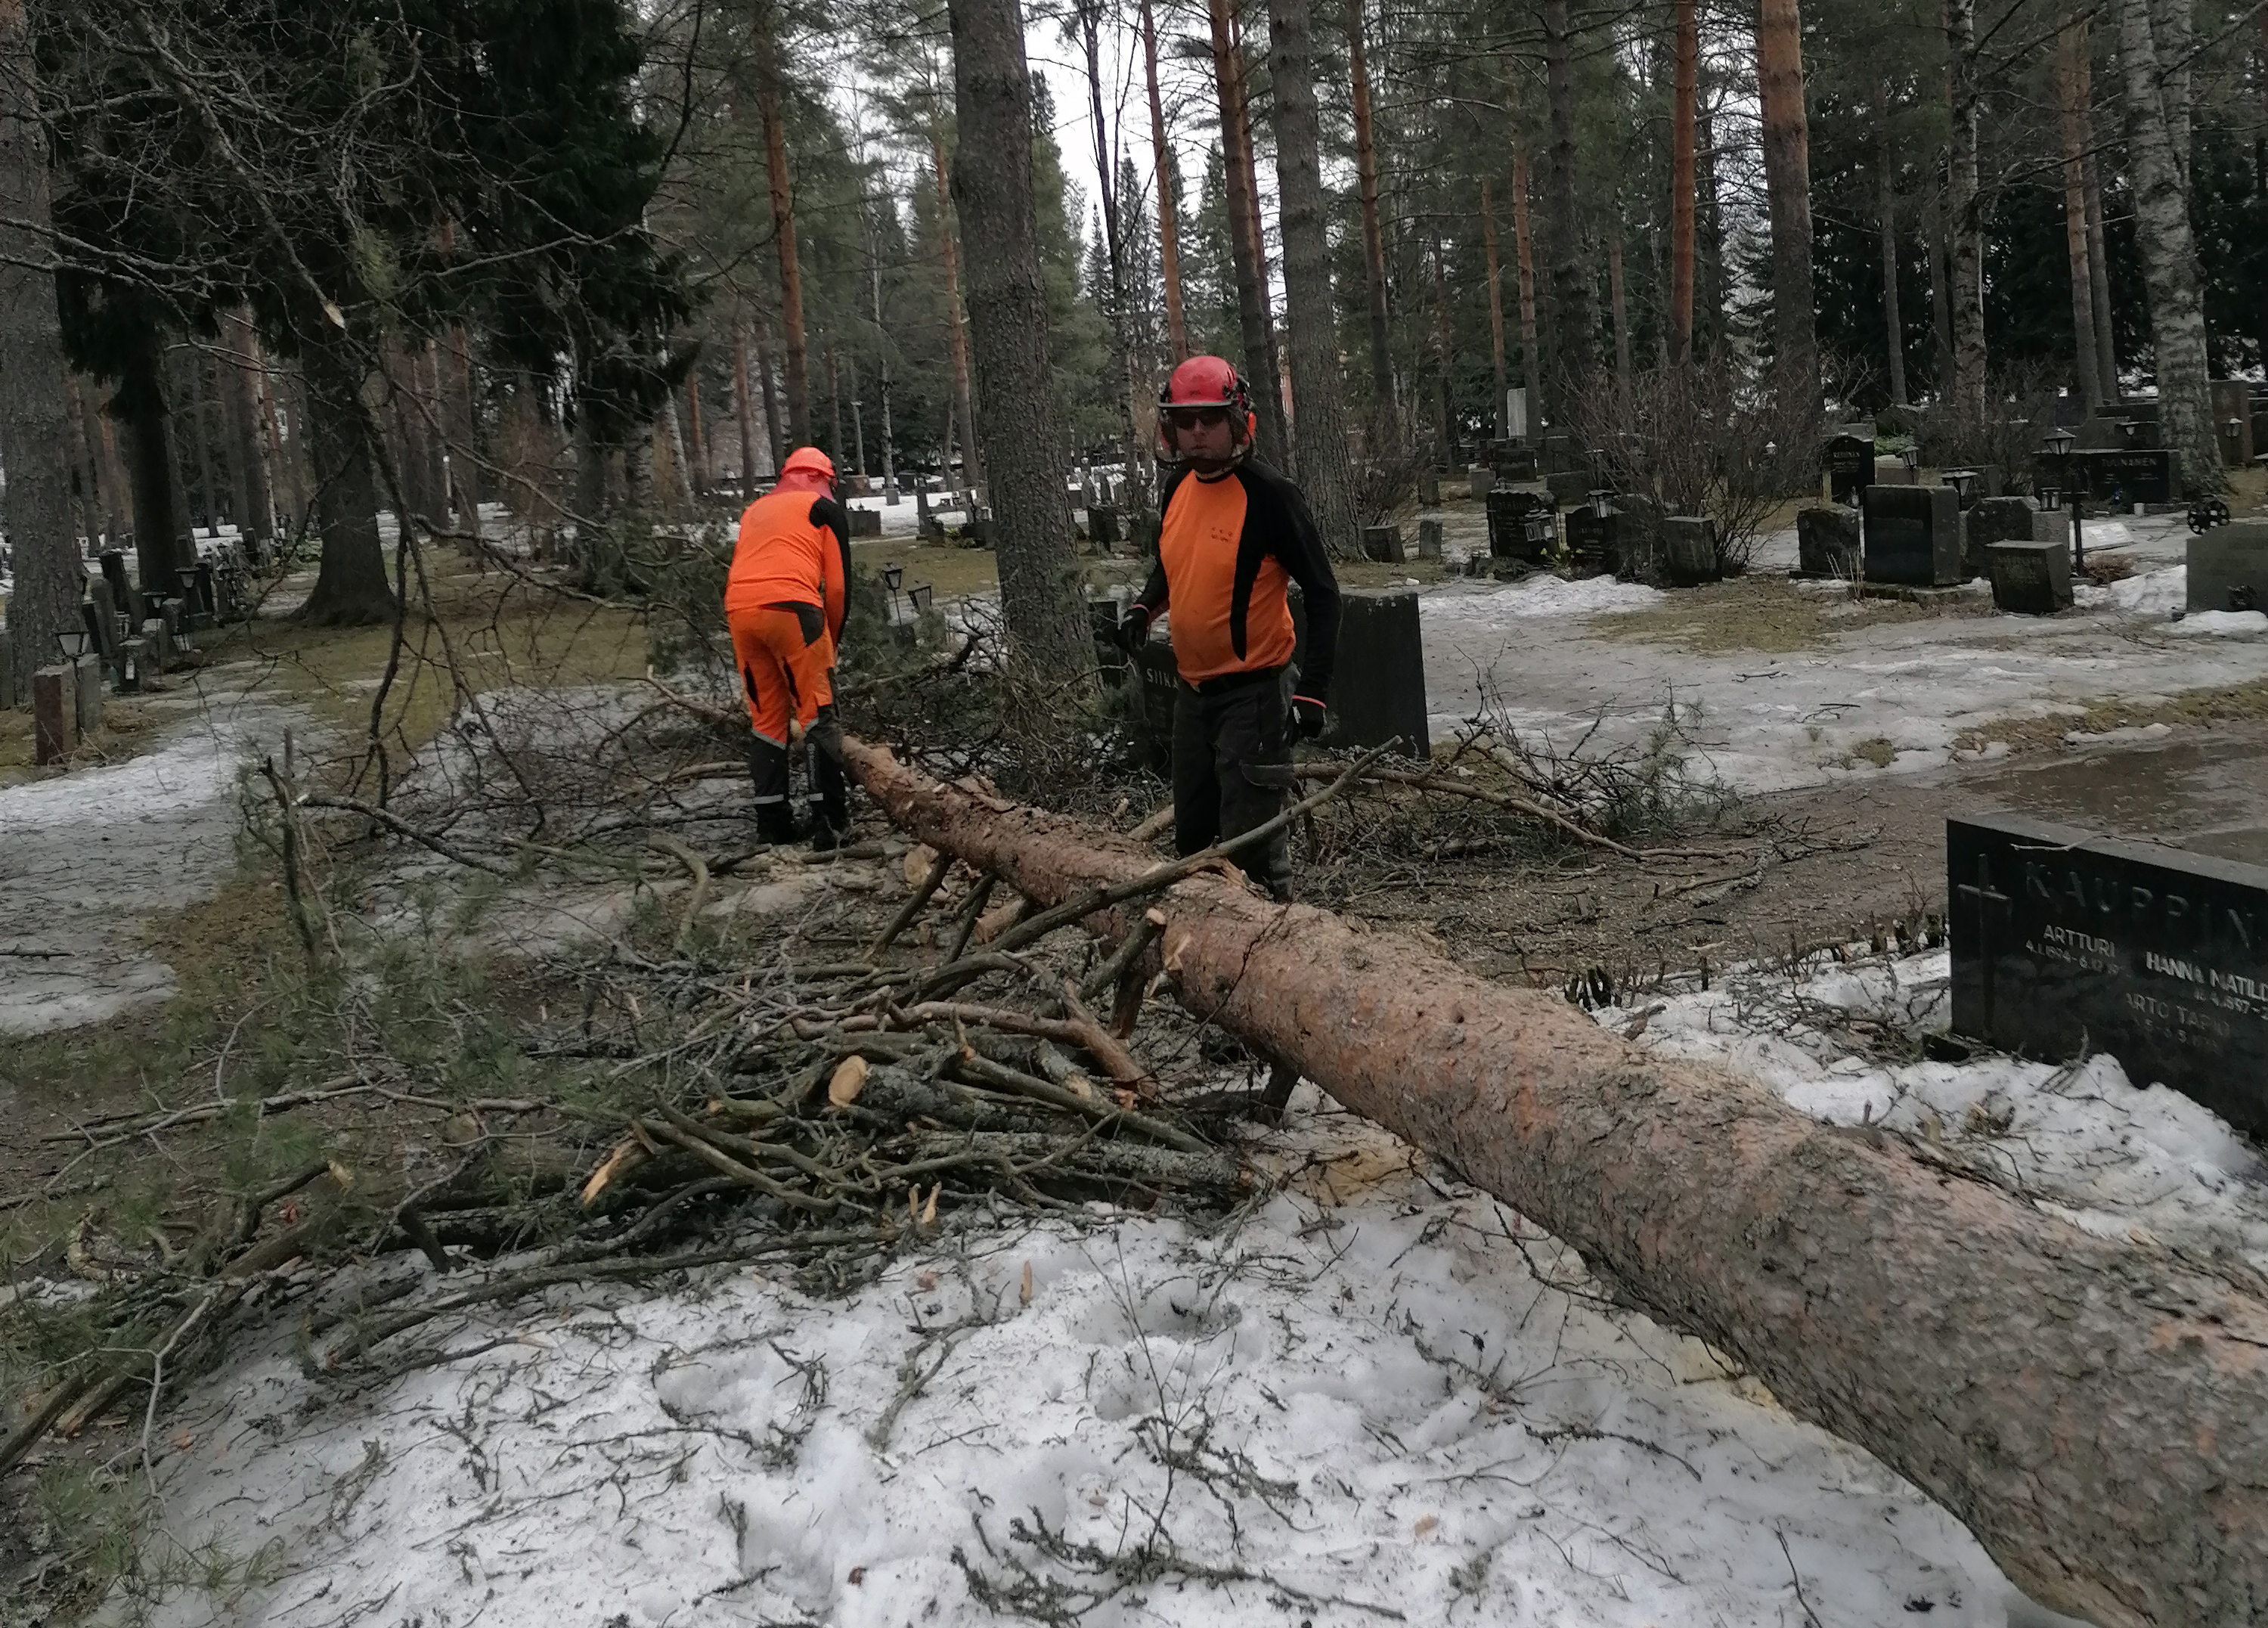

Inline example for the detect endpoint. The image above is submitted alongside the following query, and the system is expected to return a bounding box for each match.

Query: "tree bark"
[1606,218,1631,395]
[733,318,761,489]
[442,327,482,533]
[219,307,276,546]
[1540,0,1593,417]
[2084,154,2118,400]
[754,1,810,446]
[752,302,785,474]
[1267,0,1359,548]
[1204,0,1288,469]
[1482,177,1508,439]
[181,349,220,532]
[1927,184,1955,393]
[847,735,2268,1628]
[2056,19,2105,408]
[1511,144,1540,400]
[2113,0,2220,492]
[1427,236,1454,462]
[116,329,187,594]
[1347,0,1393,430]
[296,327,397,625]
[1668,0,1696,364]
[945,0,1094,687]
[929,130,985,496]
[1755,0,1817,410]
[2152,0,2192,192]
[1943,0,1986,419]
[1140,0,1188,363]
[685,371,707,495]
[1874,79,1910,406]
[0,0,82,706]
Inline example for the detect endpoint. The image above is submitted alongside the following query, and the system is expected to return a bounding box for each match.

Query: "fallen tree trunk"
[845,736,2268,1628]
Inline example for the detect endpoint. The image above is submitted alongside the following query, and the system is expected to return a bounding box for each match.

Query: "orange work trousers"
[728,602,835,748]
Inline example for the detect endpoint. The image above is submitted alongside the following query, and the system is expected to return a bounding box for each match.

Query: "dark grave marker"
[85,583,117,670]
[1963,495,2037,579]
[1418,470,1441,505]
[1796,506,1861,578]
[2089,448,2176,507]
[98,549,139,624]
[1824,433,1875,505]
[1540,433,1581,475]
[1416,519,1444,560]
[1486,486,1557,562]
[72,654,102,736]
[1132,637,1179,774]
[2187,524,2268,613]
[32,666,73,763]
[1362,523,1405,564]
[1950,813,2268,1136]
[1544,469,1592,507]
[1088,505,1122,547]
[1659,516,1719,587]
[1563,507,1618,578]
[1863,483,1963,586]
[1309,588,1427,757]
[1468,467,1495,499]
[1987,539,2072,615]
[0,627,12,710]
[1493,446,1539,483]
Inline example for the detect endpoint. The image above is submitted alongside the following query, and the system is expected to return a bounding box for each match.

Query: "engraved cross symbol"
[1957,854,2012,1033]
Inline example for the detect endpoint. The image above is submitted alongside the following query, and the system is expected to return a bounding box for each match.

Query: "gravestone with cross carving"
[1950,813,2268,1135]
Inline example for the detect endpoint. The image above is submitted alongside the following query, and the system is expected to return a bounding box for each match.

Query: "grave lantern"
[907,585,934,616]
[55,628,93,662]
[1587,489,1613,519]
[880,563,904,592]
[1943,469,1976,504]
[2040,427,2086,572]
[1899,445,1920,473]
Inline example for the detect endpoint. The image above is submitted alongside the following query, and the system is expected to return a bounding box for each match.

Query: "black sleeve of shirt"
[808,496,853,638]
[1132,467,1185,617]
[1250,467,1340,703]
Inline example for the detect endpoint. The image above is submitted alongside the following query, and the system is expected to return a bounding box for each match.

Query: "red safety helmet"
[1157,355,1255,464]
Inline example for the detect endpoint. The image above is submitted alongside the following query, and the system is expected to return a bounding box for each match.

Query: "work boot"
[807,707,851,853]
[751,740,798,845]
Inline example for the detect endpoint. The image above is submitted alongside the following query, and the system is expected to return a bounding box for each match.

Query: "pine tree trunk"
[1140,0,1188,362]
[0,0,82,706]
[1874,82,1910,407]
[2056,19,2105,408]
[1928,185,1955,392]
[1944,0,1986,417]
[2114,0,2221,492]
[1541,0,1594,416]
[297,327,397,626]
[219,308,276,545]
[1427,237,1455,463]
[443,327,482,533]
[733,320,760,492]
[755,2,810,445]
[848,735,2268,1628]
[95,387,128,540]
[63,374,100,541]
[182,349,220,532]
[945,0,1094,686]
[686,372,707,495]
[1512,144,1540,398]
[1267,0,1359,548]
[1755,0,1818,409]
[1668,0,1697,363]
[1205,0,1287,468]
[1608,219,1631,394]
[117,330,187,594]
[1347,0,1393,429]
[752,305,785,473]
[1482,177,1508,438]
[929,131,986,495]
[1696,80,1724,349]
[1225,0,1286,454]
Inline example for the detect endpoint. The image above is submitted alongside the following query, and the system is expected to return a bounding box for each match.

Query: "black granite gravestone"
[1862,484,1963,586]
[1088,506,1122,547]
[1659,516,1719,586]
[1564,507,1617,578]
[1362,524,1405,564]
[1950,813,2268,1136]
[2089,449,2176,506]
[1825,433,1874,505]
[1796,507,1861,578]
[1987,539,2072,615]
[1316,589,1428,757]
[2187,525,2268,613]
[1486,487,1556,562]
[1963,495,2037,579]
[1132,638,1179,774]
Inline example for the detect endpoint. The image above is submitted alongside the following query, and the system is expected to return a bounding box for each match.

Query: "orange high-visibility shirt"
[725,488,851,641]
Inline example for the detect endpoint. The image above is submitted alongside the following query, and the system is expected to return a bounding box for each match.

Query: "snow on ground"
[1590,947,2268,1270]
[0,687,299,1034]
[1421,574,1666,622]
[119,1084,2088,1628]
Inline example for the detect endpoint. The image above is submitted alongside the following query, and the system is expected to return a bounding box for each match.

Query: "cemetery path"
[0,684,302,1043]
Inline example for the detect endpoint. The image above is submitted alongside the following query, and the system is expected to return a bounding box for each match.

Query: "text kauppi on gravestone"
[1950,814,2268,1136]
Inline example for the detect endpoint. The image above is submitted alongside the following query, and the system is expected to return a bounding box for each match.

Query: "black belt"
[1182,663,1286,696]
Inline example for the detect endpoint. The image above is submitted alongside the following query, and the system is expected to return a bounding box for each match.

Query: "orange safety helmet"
[778,445,837,488]
[1156,355,1255,464]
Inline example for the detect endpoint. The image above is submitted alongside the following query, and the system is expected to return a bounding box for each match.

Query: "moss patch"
[1590,575,1991,655]
[1955,676,2268,757]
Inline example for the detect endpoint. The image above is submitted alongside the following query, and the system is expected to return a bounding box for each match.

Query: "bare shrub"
[1913,361,2064,495]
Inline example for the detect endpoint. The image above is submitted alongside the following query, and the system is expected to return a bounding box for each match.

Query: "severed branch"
[870,848,956,958]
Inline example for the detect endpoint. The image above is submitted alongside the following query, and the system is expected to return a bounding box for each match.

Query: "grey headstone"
[1362,524,1405,564]
[72,653,103,737]
[1988,539,2074,615]
[1660,516,1720,587]
[1416,519,1444,560]
[2188,523,2268,613]
[142,616,172,671]
[1963,496,2037,579]
[1863,484,1963,587]
[32,665,73,763]
[1544,469,1592,507]
[1417,470,1441,506]
[1796,506,1862,578]
[1950,812,2268,1136]
[1468,467,1495,499]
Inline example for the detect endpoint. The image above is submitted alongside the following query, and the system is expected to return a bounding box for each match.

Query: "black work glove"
[1290,694,1328,740]
[1114,604,1152,654]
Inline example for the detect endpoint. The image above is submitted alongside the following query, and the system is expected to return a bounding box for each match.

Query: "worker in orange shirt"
[726,446,854,849]
[1116,356,1340,901]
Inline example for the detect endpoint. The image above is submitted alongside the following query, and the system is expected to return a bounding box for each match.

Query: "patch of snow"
[2170,609,2268,638]
[122,1102,2072,1627]
[1421,574,1665,623]
[2075,563,2183,616]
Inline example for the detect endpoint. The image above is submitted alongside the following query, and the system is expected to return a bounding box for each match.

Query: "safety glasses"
[1166,405,1232,432]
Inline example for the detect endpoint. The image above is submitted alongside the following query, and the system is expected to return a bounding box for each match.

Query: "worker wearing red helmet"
[1117,355,1340,900]
[726,446,854,849]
